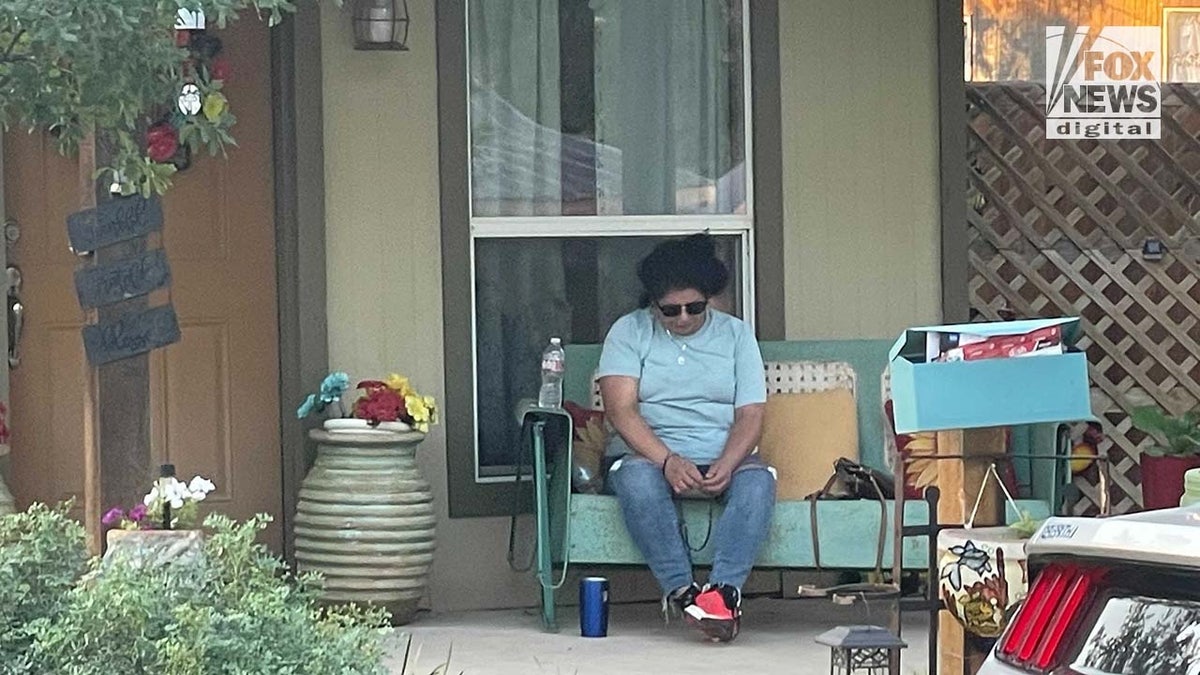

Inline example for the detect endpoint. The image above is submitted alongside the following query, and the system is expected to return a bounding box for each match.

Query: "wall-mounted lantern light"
[353,0,410,51]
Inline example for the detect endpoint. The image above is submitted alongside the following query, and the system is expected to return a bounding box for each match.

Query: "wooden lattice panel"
[966,82,1200,514]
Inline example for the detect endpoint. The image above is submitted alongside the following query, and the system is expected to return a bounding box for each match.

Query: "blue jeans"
[606,455,776,594]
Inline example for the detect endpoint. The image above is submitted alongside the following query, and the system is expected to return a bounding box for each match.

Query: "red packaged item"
[958,325,1062,361]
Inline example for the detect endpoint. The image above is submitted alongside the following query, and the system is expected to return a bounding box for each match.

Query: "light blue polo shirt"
[597,308,767,464]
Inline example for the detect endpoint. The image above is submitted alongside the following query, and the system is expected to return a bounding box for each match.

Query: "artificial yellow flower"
[419,396,438,425]
[405,395,429,421]
[405,394,432,433]
[386,373,415,397]
[203,92,228,122]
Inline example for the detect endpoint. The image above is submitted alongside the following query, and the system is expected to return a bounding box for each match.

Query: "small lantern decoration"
[352,0,410,51]
[815,625,907,675]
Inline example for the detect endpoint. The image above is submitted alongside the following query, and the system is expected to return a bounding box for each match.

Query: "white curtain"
[470,0,571,470]
[469,0,561,217]
[469,0,742,471]
[592,0,736,215]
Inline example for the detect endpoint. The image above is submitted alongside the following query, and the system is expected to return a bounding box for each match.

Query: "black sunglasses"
[657,300,708,317]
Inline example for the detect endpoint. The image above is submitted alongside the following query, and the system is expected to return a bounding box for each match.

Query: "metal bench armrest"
[521,408,573,632]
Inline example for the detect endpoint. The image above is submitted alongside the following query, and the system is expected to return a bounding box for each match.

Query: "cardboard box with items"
[890,318,1093,433]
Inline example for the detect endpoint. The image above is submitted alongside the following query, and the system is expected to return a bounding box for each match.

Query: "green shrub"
[0,503,90,674]
[22,512,390,674]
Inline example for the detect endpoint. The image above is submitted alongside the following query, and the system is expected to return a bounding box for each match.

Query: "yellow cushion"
[757,389,859,501]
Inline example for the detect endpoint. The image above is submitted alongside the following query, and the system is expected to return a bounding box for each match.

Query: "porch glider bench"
[523,340,1059,632]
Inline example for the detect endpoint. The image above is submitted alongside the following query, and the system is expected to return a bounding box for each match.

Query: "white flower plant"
[103,475,217,531]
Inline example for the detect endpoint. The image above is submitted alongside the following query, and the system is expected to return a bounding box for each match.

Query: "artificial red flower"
[353,386,404,424]
[209,57,232,83]
[146,123,179,163]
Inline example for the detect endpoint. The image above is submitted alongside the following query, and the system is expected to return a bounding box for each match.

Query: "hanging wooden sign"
[82,304,181,366]
[74,249,172,309]
[66,195,163,254]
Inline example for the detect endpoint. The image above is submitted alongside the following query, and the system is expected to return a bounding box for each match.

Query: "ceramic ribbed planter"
[0,449,13,516]
[294,428,436,625]
[0,473,13,516]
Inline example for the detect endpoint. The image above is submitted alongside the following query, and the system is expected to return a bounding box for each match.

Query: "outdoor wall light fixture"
[352,0,410,51]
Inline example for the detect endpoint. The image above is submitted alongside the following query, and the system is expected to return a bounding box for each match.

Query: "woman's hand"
[701,457,736,495]
[703,404,764,495]
[663,454,704,494]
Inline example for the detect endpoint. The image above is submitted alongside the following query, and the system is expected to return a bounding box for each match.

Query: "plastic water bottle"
[538,337,565,409]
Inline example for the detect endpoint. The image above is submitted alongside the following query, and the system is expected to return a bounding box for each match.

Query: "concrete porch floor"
[385,598,931,675]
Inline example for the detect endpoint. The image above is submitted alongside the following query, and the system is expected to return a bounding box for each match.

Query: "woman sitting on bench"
[598,233,775,643]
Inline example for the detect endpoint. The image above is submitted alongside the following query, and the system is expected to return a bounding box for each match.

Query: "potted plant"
[937,464,1040,639]
[100,473,216,567]
[1129,405,1200,510]
[102,474,216,532]
[294,371,439,624]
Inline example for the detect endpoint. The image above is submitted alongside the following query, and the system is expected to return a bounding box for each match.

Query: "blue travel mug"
[579,576,609,637]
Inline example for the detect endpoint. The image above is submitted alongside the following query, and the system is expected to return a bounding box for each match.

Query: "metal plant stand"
[888,449,1113,675]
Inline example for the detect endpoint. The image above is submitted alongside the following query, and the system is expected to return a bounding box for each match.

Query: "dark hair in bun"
[636,233,729,307]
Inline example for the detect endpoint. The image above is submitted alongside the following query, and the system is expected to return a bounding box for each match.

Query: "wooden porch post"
[78,137,152,551]
[936,427,1006,675]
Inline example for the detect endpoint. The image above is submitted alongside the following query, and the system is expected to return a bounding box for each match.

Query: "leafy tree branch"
[0,0,336,196]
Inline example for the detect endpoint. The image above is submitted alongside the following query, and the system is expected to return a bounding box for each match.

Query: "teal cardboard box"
[889,318,1092,433]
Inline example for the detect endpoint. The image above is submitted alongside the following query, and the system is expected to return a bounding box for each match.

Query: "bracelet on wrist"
[661,453,676,475]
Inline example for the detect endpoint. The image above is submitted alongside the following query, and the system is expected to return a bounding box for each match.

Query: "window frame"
[438,0,785,517]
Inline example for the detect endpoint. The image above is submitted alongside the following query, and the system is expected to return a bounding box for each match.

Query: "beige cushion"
[757,389,859,500]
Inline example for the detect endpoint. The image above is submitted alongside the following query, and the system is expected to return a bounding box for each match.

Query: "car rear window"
[1069,595,1200,675]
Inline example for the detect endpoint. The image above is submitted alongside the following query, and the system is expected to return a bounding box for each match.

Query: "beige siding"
[320,0,537,612]
[779,0,942,339]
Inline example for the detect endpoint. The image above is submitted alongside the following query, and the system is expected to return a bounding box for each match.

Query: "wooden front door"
[3,18,283,548]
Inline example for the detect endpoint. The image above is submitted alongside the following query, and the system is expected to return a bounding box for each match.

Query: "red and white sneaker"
[662,582,702,623]
[684,584,741,642]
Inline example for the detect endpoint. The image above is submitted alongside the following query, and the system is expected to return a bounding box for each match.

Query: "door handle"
[7,266,21,369]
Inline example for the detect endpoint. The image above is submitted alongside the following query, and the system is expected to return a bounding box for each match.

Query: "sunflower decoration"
[572,415,608,494]
[560,402,610,494]
[904,431,940,489]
